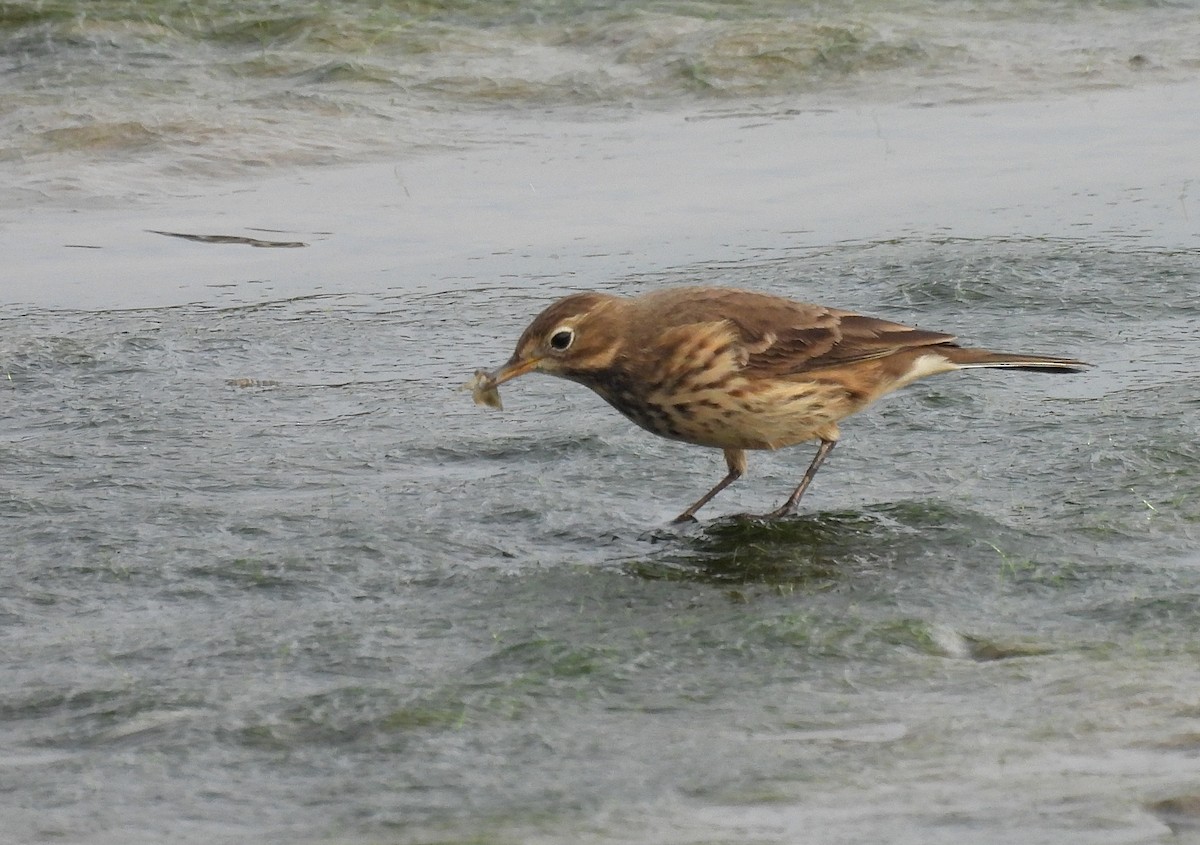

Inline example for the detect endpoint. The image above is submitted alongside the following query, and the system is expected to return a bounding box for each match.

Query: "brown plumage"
[475,287,1090,522]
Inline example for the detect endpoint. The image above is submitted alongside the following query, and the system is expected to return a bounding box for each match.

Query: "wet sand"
[5,82,1196,311]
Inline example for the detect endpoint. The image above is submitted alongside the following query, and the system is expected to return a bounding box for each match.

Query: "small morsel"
[465,369,503,410]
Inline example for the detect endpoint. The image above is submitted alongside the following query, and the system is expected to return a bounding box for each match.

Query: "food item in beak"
[464,369,503,410]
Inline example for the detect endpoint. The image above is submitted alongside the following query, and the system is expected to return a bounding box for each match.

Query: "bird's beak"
[466,354,542,411]
[488,355,542,386]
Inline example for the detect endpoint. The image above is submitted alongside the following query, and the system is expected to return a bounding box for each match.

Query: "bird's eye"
[548,328,574,351]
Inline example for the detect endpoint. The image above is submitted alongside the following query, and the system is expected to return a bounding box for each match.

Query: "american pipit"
[471,287,1089,522]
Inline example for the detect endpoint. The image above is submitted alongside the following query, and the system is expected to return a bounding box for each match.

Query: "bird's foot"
[764,505,797,519]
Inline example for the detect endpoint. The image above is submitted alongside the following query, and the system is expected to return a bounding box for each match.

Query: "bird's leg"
[768,438,838,518]
[673,448,747,523]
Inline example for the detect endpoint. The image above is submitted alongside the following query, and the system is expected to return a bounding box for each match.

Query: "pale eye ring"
[548,328,574,351]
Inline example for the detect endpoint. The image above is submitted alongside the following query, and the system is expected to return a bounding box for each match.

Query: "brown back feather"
[624,287,1087,377]
[628,288,960,375]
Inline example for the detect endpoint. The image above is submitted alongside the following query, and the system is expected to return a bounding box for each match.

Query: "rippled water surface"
[4,0,1200,203]
[4,238,1200,844]
[3,1,1200,843]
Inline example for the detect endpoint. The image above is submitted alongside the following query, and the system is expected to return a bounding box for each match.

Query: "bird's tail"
[940,347,1091,373]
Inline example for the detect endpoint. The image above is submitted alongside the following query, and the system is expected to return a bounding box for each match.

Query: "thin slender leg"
[768,438,838,518]
[673,448,747,523]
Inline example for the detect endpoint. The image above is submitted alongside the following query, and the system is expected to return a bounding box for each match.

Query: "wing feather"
[730,306,959,377]
[630,287,960,378]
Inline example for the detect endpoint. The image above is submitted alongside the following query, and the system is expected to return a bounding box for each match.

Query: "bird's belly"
[602,379,852,451]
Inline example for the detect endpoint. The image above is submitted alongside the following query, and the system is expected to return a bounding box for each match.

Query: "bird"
[473,286,1090,523]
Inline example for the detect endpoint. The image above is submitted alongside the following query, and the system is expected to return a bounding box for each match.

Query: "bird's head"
[485,291,624,387]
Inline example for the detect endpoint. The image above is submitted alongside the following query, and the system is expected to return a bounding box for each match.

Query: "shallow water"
[4,0,1200,204]
[8,81,1199,312]
[3,1,1200,843]
[4,236,1200,844]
